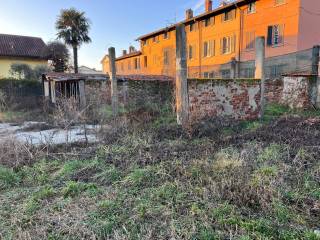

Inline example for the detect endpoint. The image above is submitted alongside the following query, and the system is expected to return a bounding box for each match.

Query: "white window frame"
[203,40,215,58]
[272,25,284,46]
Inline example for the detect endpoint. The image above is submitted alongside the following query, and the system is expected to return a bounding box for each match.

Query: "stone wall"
[280,75,313,109]
[188,79,261,122]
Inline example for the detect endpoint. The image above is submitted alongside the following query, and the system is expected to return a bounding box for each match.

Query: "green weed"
[0,166,20,189]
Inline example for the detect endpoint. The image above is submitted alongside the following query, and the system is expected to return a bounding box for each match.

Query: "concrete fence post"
[79,80,86,109]
[108,47,119,117]
[255,36,266,119]
[312,45,320,107]
[175,24,189,126]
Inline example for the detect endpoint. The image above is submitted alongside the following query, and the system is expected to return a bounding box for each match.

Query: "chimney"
[219,1,228,7]
[185,9,194,20]
[122,50,127,56]
[205,0,213,12]
[129,46,136,53]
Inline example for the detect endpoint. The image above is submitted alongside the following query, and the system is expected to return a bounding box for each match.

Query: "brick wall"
[188,79,261,122]
[265,78,283,103]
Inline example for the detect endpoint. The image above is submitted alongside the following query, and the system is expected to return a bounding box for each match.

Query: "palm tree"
[56,8,91,73]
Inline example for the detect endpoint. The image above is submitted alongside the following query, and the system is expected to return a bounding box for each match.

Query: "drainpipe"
[199,20,202,78]
[236,4,244,78]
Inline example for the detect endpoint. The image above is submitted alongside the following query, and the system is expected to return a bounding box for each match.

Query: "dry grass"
[0,110,319,239]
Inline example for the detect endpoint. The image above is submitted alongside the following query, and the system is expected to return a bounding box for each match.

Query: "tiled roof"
[0,34,47,59]
[136,0,255,40]
[117,74,174,82]
[116,51,142,61]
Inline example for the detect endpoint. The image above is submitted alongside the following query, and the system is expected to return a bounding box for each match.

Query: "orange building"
[101,0,320,79]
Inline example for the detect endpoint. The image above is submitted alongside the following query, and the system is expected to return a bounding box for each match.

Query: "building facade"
[101,0,320,79]
[0,34,48,79]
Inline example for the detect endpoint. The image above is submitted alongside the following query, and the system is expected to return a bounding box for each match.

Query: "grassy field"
[0,104,319,240]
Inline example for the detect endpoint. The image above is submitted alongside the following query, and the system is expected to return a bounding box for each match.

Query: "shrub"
[0,166,20,189]
[62,181,97,198]
[0,89,7,111]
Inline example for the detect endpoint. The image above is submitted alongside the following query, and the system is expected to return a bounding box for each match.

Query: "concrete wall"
[188,79,261,122]
[280,75,313,108]
[0,58,47,79]
[298,0,320,51]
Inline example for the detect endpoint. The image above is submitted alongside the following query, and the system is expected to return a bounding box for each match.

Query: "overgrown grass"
[0,104,319,239]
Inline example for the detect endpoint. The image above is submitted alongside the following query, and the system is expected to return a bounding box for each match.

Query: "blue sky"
[0,0,218,70]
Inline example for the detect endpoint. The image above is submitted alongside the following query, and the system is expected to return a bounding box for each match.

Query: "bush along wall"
[188,78,261,122]
[0,79,42,97]
[0,79,43,110]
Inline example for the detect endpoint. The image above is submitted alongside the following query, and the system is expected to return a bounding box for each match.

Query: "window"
[203,72,209,78]
[269,64,286,78]
[203,42,208,57]
[189,23,195,32]
[245,31,255,50]
[188,45,195,60]
[221,69,231,79]
[144,56,148,68]
[153,55,157,64]
[164,50,170,65]
[153,36,159,43]
[142,40,147,46]
[164,32,170,40]
[128,61,131,70]
[203,17,212,27]
[275,0,285,6]
[247,2,256,14]
[267,25,284,46]
[221,35,236,54]
[134,58,140,70]
[203,40,215,58]
[242,68,255,78]
[222,10,236,22]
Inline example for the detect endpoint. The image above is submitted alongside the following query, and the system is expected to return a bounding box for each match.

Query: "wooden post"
[43,81,50,98]
[50,80,56,104]
[175,24,189,126]
[255,37,266,119]
[108,47,118,117]
[79,80,86,109]
[312,45,320,107]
